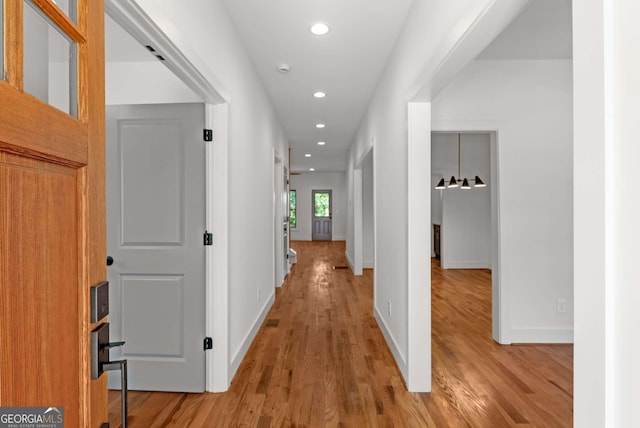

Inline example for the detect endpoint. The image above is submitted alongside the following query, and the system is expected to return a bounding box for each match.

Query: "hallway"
[109,241,572,427]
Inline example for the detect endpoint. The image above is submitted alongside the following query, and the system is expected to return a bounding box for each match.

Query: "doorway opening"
[431,130,501,342]
[351,147,375,276]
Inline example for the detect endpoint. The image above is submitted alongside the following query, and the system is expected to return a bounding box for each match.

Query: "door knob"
[107,256,114,266]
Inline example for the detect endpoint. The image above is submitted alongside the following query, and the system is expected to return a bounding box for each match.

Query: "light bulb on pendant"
[461,178,471,189]
[435,178,446,189]
[448,176,458,188]
[474,176,486,187]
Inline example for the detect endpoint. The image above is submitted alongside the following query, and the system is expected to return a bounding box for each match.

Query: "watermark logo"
[0,407,64,428]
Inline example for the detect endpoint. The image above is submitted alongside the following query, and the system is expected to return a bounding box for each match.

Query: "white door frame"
[105,0,231,392]
[273,152,287,287]
[352,145,375,276]
[311,189,333,240]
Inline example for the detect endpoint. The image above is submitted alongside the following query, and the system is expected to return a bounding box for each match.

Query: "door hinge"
[203,129,213,142]
[204,337,213,350]
[204,231,213,246]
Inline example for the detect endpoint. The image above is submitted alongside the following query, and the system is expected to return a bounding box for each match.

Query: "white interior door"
[106,103,206,392]
[312,189,332,241]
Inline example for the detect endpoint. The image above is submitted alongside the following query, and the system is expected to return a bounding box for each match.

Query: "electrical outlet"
[387,301,392,318]
[556,299,567,314]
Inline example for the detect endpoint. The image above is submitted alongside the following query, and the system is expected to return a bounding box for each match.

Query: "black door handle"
[107,256,114,266]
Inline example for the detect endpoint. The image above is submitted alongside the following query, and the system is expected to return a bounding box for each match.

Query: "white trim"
[372,146,378,311]
[441,261,491,269]
[407,103,431,392]
[352,168,363,276]
[509,328,574,344]
[273,154,286,287]
[345,250,356,272]
[230,291,276,376]
[352,145,374,277]
[205,104,215,392]
[211,103,230,391]
[374,307,407,379]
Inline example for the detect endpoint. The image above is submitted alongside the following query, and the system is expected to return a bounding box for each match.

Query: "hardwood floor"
[109,241,572,427]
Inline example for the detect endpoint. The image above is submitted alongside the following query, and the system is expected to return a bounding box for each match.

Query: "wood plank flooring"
[109,241,572,427]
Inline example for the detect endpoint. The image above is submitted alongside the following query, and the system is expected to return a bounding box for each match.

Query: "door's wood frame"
[103,0,231,392]
[1,0,106,425]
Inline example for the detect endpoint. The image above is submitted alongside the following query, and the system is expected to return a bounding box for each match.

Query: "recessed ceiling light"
[316,123,325,129]
[309,168,315,171]
[313,91,326,98]
[310,23,330,36]
[317,141,326,146]
[305,153,311,157]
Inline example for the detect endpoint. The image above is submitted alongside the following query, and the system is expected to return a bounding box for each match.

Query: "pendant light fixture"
[434,133,486,190]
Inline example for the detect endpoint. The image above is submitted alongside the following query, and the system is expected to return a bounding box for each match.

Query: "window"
[314,191,330,217]
[23,0,79,117]
[289,189,297,229]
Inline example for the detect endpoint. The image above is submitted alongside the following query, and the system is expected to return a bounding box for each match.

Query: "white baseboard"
[374,306,408,382]
[363,259,374,269]
[289,235,346,241]
[345,251,355,272]
[442,260,490,269]
[291,234,311,241]
[509,328,574,344]
[229,291,275,378]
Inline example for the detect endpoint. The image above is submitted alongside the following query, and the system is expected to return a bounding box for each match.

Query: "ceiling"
[105,0,572,173]
[220,0,415,173]
[477,0,572,60]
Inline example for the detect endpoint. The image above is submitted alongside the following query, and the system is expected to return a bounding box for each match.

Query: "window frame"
[289,189,297,229]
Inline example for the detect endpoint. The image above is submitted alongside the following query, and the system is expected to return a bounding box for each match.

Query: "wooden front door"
[0,1,106,427]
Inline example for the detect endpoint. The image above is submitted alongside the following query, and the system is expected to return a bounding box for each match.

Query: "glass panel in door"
[312,190,332,241]
[50,0,77,24]
[23,0,78,116]
[314,192,330,217]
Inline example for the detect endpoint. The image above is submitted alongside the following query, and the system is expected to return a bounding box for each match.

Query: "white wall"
[132,0,289,383]
[573,1,640,425]
[290,172,347,241]
[433,59,573,342]
[106,61,200,105]
[432,133,491,269]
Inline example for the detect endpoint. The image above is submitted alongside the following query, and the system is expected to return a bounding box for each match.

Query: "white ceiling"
[477,0,572,60]
[105,0,572,173]
[220,0,415,173]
